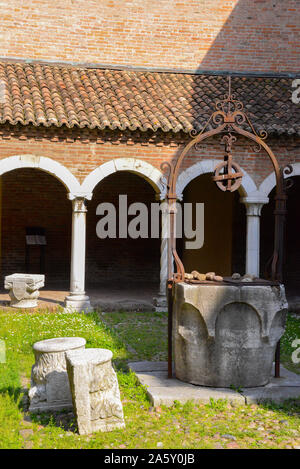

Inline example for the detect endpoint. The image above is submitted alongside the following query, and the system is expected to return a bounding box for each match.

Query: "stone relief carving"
[66,348,125,435]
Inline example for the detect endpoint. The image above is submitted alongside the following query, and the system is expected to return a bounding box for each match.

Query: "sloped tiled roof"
[0,62,299,136]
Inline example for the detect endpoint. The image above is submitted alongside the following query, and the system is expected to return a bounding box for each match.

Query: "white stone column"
[65,196,91,312]
[159,203,169,296]
[153,200,169,311]
[241,196,269,277]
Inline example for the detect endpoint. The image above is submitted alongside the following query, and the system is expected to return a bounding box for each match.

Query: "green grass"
[99,310,168,360]
[0,309,300,449]
[281,313,300,374]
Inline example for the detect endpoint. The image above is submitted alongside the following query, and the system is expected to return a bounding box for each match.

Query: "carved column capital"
[241,196,269,217]
[72,197,88,213]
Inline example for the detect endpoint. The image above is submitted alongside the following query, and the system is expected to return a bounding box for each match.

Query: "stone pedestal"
[173,282,288,388]
[66,348,125,435]
[153,293,168,312]
[4,273,45,308]
[29,337,86,412]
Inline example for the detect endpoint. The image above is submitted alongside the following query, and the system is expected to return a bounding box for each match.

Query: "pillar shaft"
[65,197,91,312]
[159,206,169,296]
[242,196,268,277]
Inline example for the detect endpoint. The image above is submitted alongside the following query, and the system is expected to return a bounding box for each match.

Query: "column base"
[153,294,168,312]
[64,293,92,313]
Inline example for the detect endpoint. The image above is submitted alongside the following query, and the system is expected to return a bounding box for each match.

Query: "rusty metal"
[167,280,173,379]
[161,76,290,379]
[213,133,243,192]
[275,341,281,378]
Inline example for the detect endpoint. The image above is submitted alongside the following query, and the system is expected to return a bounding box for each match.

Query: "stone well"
[173,282,288,388]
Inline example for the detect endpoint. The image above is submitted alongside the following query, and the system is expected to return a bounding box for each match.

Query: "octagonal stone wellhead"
[173,283,288,388]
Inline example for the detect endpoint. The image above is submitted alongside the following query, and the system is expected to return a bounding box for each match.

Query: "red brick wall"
[0,129,299,189]
[0,129,300,185]
[0,0,299,72]
[86,171,160,286]
[1,168,71,286]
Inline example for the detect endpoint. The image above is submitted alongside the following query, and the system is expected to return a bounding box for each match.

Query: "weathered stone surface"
[29,337,86,412]
[191,271,206,281]
[173,282,288,388]
[214,275,223,282]
[205,272,216,281]
[4,273,45,308]
[66,348,125,435]
[232,273,241,280]
[242,274,257,282]
[184,273,194,280]
[153,294,167,312]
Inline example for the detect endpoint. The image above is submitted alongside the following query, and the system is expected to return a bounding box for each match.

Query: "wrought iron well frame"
[161,77,292,379]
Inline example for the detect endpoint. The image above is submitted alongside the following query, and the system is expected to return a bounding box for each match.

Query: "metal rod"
[167,280,173,379]
[275,340,280,378]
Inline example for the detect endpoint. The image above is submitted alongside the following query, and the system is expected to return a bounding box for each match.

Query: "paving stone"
[129,361,170,373]
[129,361,300,407]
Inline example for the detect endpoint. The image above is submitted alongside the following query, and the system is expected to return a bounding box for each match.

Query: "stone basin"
[173,282,288,388]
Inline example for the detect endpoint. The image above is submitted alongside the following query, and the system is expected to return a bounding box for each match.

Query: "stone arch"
[0,155,81,194]
[81,158,165,195]
[259,163,300,197]
[176,159,257,198]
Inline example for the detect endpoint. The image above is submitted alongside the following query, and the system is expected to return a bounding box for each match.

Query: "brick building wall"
[0,0,299,73]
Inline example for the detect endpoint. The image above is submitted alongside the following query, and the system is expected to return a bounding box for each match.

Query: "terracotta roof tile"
[0,62,298,136]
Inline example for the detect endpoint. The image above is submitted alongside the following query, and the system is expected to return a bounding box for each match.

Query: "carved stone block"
[4,273,45,308]
[66,348,125,435]
[173,282,288,388]
[29,337,86,412]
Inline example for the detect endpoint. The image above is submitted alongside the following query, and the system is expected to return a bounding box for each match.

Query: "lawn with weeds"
[281,313,300,374]
[0,308,300,449]
[99,310,168,361]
